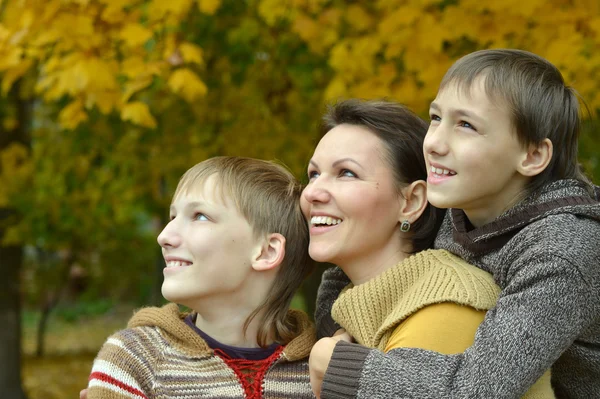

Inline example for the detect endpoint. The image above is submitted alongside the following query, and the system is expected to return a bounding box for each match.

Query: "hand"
[332,328,353,342]
[79,388,88,399]
[309,333,353,398]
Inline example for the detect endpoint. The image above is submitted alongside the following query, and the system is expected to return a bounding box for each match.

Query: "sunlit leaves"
[284,0,600,112]
[0,0,211,130]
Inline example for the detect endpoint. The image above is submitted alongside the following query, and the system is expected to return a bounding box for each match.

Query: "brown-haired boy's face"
[157,175,262,310]
[424,77,529,227]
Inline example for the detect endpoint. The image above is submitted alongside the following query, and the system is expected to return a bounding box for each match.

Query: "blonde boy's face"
[424,77,529,227]
[157,175,262,309]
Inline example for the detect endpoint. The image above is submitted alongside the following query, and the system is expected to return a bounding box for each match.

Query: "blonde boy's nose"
[157,221,181,248]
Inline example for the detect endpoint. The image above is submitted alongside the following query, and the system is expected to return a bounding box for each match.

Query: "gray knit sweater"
[315,179,600,398]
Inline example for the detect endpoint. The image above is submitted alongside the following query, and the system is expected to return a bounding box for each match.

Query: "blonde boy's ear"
[518,138,553,177]
[252,233,286,272]
[398,180,428,225]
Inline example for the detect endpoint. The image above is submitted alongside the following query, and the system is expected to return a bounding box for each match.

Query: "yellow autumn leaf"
[167,68,207,102]
[58,100,88,130]
[122,76,154,102]
[197,0,221,15]
[345,5,372,32]
[121,56,147,78]
[148,0,193,20]
[85,90,121,114]
[121,101,157,128]
[179,42,204,65]
[1,59,33,94]
[258,0,290,26]
[120,23,153,47]
[73,57,118,92]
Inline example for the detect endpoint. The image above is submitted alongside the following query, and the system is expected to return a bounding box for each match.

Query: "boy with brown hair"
[86,156,316,399]
[312,49,600,398]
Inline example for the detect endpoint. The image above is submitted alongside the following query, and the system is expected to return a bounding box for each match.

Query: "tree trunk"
[0,80,31,399]
[35,295,57,358]
[0,232,27,399]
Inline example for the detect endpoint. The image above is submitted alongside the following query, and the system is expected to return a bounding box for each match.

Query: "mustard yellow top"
[384,302,485,354]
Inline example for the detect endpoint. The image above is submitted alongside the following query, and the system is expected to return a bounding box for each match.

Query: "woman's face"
[301,124,406,281]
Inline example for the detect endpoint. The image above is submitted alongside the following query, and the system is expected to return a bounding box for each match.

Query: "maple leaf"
[58,100,88,130]
[167,68,207,102]
[120,23,153,47]
[197,0,221,15]
[121,101,157,128]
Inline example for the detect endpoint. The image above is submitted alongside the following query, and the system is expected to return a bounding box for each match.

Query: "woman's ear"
[398,180,428,224]
[518,138,552,177]
[252,233,286,272]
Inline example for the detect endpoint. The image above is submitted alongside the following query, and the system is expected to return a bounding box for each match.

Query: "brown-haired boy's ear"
[518,138,553,177]
[398,180,428,224]
[252,233,286,272]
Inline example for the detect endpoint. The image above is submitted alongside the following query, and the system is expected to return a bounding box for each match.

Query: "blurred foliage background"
[0,0,599,398]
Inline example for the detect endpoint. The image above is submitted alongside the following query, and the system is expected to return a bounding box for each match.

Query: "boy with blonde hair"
[86,156,316,399]
[313,49,600,398]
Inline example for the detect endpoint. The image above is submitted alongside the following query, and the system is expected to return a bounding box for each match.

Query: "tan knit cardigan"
[332,249,501,351]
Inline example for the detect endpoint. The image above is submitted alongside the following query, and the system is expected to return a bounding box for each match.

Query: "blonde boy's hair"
[174,156,313,346]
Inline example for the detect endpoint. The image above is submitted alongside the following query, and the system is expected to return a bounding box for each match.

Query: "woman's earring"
[400,220,411,232]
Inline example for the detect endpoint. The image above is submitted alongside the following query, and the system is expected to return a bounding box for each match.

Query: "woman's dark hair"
[321,99,446,253]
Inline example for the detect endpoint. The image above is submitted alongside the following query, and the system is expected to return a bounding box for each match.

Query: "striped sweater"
[87,303,316,399]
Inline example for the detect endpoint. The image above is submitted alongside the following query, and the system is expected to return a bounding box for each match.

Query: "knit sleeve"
[315,266,350,339]
[87,328,157,399]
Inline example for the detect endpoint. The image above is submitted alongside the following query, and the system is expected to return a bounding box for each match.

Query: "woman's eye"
[430,113,441,122]
[194,213,208,221]
[169,215,176,221]
[339,169,357,178]
[308,170,319,180]
[459,120,476,131]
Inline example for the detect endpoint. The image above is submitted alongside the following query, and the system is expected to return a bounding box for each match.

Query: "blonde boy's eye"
[194,213,209,221]
[459,120,476,130]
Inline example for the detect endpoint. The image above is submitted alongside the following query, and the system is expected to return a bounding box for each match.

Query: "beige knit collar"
[331,249,499,351]
[128,303,315,361]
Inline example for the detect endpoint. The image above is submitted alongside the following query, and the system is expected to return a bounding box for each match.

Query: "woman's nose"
[301,179,331,205]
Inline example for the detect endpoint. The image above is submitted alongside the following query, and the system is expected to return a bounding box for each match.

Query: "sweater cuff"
[320,341,371,399]
[317,314,342,339]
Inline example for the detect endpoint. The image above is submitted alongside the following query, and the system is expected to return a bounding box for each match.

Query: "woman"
[302,99,553,399]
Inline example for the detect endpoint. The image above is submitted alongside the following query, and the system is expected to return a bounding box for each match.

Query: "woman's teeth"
[310,216,342,226]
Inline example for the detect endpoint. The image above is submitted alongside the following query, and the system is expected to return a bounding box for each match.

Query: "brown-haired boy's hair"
[439,48,592,195]
[174,156,313,347]
[321,99,446,253]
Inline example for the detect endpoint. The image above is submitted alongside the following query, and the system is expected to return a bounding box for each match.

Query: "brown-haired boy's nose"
[424,124,449,157]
